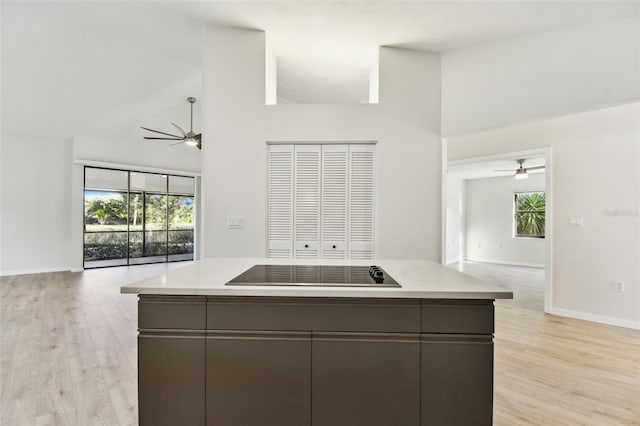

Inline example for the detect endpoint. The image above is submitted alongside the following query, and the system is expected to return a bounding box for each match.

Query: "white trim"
[465,258,545,269]
[441,137,447,264]
[543,148,553,313]
[74,159,201,177]
[266,140,376,145]
[194,176,203,260]
[549,307,640,330]
[1,266,71,277]
[448,148,549,167]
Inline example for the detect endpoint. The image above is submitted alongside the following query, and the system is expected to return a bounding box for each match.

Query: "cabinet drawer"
[207,297,421,333]
[139,296,206,330]
[421,300,494,334]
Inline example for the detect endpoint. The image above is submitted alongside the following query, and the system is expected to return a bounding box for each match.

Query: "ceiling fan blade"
[526,166,545,171]
[493,169,517,172]
[171,123,188,137]
[144,137,184,140]
[169,141,186,146]
[140,127,183,138]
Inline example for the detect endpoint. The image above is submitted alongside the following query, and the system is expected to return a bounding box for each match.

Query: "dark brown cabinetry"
[421,334,494,426]
[138,296,207,426]
[312,333,420,426]
[137,296,495,426]
[206,331,311,426]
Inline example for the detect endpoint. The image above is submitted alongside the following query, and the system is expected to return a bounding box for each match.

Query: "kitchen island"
[121,258,513,426]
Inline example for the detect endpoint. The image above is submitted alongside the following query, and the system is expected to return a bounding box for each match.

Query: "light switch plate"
[569,217,584,228]
[226,216,244,229]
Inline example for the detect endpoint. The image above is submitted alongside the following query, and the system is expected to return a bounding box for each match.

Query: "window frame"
[83,166,196,269]
[513,191,546,239]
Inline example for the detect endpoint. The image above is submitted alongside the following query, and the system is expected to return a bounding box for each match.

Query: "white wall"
[202,26,442,260]
[73,135,201,174]
[465,174,545,267]
[445,174,464,264]
[442,16,640,136]
[448,102,640,329]
[0,131,201,275]
[0,134,72,274]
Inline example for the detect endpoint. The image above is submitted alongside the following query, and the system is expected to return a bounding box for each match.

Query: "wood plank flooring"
[450,261,640,426]
[1,263,186,426]
[1,261,639,425]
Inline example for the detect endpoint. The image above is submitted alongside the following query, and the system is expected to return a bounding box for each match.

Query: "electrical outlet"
[614,281,625,293]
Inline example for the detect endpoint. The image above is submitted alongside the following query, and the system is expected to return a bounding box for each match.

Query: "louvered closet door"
[321,145,348,259]
[267,145,294,258]
[294,145,321,259]
[348,145,375,260]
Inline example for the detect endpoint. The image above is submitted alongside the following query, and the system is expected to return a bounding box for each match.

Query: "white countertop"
[120,258,513,300]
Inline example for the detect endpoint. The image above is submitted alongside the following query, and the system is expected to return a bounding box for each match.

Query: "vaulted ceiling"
[2,1,637,141]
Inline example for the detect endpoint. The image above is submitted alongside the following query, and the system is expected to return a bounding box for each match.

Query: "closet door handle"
[304,244,309,248]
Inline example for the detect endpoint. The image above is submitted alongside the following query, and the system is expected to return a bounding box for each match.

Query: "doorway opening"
[443,148,552,313]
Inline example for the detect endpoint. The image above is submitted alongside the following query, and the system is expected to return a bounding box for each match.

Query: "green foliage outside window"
[84,189,195,262]
[85,196,128,225]
[514,192,545,238]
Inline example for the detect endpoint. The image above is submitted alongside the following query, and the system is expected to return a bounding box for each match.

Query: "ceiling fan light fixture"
[185,138,198,147]
[514,168,528,179]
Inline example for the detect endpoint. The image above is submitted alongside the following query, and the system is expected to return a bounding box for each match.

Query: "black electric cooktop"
[226,265,400,288]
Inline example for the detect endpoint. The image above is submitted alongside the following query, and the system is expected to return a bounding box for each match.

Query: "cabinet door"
[206,331,311,426]
[294,145,321,259]
[312,332,420,426]
[267,144,294,258]
[348,145,375,260]
[421,334,494,426]
[138,334,205,426]
[321,145,348,259]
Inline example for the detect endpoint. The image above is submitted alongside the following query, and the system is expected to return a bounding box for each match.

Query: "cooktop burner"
[226,265,400,288]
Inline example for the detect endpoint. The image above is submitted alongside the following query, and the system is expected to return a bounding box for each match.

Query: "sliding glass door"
[84,167,195,269]
[168,176,195,261]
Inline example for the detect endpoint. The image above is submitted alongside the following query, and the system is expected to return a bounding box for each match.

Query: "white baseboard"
[465,258,545,269]
[0,266,71,277]
[548,307,640,330]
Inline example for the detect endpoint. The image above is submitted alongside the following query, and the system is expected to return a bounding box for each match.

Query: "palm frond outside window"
[514,192,545,238]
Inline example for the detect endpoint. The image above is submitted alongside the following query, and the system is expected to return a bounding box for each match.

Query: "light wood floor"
[450,261,640,426]
[1,261,639,425]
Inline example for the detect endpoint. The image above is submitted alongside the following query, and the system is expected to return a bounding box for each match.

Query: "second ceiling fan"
[141,97,202,149]
[494,159,545,180]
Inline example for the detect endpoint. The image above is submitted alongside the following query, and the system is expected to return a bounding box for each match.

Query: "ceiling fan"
[141,97,202,149]
[494,159,545,180]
